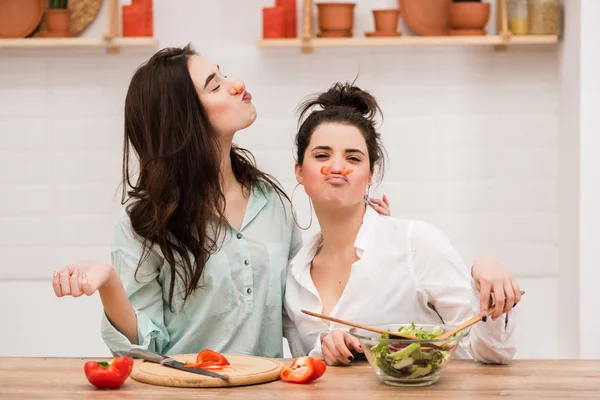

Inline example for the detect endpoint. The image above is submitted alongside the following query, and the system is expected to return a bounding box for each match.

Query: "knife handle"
[127,348,167,363]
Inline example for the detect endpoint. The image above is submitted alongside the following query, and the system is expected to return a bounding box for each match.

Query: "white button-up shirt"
[283,207,517,364]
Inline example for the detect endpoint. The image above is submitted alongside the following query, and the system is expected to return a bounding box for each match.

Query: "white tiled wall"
[0,0,561,359]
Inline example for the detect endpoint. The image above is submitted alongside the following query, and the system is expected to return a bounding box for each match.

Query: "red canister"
[262,6,285,39]
[275,0,297,38]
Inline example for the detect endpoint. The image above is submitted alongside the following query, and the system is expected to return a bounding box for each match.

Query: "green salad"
[370,323,453,379]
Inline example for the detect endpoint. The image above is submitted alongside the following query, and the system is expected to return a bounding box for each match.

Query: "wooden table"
[1,358,599,399]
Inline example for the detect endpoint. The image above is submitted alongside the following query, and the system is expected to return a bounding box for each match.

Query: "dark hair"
[295,81,385,177]
[122,43,288,311]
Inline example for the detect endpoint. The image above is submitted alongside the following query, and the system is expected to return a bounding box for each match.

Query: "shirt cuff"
[308,330,330,360]
[100,310,168,356]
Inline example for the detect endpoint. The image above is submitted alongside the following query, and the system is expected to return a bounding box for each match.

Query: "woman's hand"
[52,262,115,298]
[471,255,521,320]
[369,193,391,216]
[320,330,363,366]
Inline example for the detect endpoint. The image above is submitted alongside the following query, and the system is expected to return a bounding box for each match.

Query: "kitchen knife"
[128,348,229,380]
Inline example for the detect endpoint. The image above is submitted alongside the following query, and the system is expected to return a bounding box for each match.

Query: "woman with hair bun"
[283,82,521,367]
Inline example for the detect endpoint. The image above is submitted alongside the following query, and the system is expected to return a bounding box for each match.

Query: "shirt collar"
[238,182,269,231]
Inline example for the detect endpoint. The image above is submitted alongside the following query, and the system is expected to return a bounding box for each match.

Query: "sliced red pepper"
[341,168,354,176]
[84,356,134,389]
[280,356,326,384]
[196,349,230,366]
[184,349,230,370]
[312,358,327,379]
[320,165,330,175]
[183,361,225,370]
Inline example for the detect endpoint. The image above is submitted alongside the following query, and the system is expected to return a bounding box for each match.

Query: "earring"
[365,184,373,206]
[291,183,313,231]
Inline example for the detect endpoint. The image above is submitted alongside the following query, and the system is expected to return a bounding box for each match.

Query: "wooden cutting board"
[131,354,284,388]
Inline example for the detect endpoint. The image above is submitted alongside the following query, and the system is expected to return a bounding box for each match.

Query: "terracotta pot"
[399,0,451,36]
[44,9,72,34]
[448,2,490,29]
[317,3,355,32]
[373,9,399,32]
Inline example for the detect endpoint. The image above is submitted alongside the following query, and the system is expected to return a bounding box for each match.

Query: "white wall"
[578,0,600,359]
[557,0,580,359]
[0,0,562,358]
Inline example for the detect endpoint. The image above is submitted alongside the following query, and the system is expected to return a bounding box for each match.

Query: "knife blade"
[128,348,229,380]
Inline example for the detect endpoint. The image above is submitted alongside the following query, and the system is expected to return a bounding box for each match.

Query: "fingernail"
[53,271,57,277]
[482,315,487,322]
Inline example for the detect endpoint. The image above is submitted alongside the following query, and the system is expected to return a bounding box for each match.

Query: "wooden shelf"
[263,0,561,53]
[0,37,158,50]
[257,35,559,49]
[0,0,157,54]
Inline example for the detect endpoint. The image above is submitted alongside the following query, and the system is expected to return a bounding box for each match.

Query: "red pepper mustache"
[230,80,246,95]
[320,165,353,177]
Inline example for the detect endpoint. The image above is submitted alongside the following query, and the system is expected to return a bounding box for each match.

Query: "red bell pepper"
[280,356,327,384]
[84,356,134,389]
[184,349,230,370]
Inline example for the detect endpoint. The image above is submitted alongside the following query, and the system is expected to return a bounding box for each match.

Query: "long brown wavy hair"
[122,44,288,311]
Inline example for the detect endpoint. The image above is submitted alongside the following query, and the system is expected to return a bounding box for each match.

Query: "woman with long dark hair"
[50,44,393,357]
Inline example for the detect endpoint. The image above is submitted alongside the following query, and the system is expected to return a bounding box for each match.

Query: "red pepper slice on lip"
[84,356,134,389]
[280,356,327,384]
[341,168,354,176]
[320,165,330,175]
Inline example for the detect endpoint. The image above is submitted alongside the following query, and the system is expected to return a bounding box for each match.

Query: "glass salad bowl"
[349,323,469,387]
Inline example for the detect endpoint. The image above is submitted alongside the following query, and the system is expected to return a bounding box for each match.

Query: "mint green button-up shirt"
[100,182,302,358]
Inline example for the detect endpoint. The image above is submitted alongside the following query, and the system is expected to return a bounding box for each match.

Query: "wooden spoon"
[437,290,526,340]
[300,309,422,340]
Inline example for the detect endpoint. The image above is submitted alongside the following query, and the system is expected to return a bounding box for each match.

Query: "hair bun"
[315,82,379,120]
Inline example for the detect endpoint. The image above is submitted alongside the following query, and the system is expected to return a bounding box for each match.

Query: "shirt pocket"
[265,243,288,307]
[180,251,234,320]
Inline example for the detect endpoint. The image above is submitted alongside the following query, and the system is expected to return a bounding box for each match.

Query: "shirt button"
[246,288,252,295]
[244,259,249,265]
[236,233,242,239]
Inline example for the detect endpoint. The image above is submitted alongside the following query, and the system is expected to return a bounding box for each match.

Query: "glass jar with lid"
[528,0,562,35]
[508,0,528,35]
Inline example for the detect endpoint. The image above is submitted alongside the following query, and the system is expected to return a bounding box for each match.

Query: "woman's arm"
[53,209,170,355]
[408,221,519,364]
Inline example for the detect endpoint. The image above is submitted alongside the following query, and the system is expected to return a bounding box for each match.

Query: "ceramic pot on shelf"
[366,9,401,37]
[448,1,490,36]
[316,3,355,38]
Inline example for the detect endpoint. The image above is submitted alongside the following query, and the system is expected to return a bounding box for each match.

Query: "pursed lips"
[325,175,348,184]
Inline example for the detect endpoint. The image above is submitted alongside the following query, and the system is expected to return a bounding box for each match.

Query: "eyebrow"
[311,145,366,155]
[203,65,220,89]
